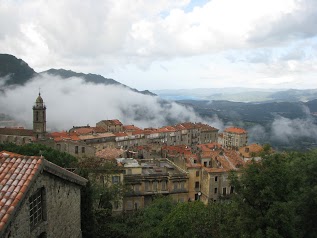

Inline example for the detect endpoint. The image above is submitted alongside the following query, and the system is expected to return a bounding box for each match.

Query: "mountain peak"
[0,54,37,85]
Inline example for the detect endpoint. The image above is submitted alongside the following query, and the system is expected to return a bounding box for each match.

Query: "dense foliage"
[82,149,317,238]
[3,142,315,237]
[0,142,78,167]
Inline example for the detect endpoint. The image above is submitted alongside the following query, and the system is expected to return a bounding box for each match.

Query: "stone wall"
[4,171,83,238]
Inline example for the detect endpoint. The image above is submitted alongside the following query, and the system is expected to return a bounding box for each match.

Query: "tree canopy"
[0,142,78,167]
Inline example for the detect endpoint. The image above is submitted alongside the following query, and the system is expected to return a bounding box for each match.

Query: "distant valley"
[154,88,317,103]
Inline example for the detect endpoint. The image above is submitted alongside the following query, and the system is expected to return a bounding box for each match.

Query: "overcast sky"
[1,0,317,90]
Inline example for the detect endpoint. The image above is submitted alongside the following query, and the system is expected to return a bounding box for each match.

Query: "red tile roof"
[132,130,146,135]
[123,125,141,131]
[114,132,128,137]
[72,127,107,135]
[0,151,43,232]
[156,126,176,133]
[49,131,80,142]
[239,144,263,158]
[0,151,87,234]
[224,127,247,134]
[0,128,34,137]
[195,123,219,132]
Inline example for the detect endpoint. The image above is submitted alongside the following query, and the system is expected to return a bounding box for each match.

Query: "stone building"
[33,93,46,140]
[162,143,247,203]
[223,127,248,148]
[96,119,123,133]
[0,151,87,238]
[116,158,189,211]
[0,128,34,145]
[0,93,47,145]
[39,132,97,158]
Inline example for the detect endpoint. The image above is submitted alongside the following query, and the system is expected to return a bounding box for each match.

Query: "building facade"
[223,127,248,148]
[0,151,87,238]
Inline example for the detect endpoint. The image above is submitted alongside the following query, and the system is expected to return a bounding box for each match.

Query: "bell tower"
[33,92,46,140]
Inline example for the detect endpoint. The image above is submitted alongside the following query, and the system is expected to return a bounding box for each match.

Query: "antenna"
[39,87,41,96]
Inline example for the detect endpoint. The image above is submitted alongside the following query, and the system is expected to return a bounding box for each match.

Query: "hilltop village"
[0,94,263,213]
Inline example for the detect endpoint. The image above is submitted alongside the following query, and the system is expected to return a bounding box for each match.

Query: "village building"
[96,119,123,133]
[116,158,189,211]
[0,151,87,238]
[0,128,34,145]
[162,143,248,203]
[223,127,248,149]
[0,93,47,145]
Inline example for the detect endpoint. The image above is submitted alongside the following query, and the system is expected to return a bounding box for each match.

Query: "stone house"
[162,143,246,203]
[116,158,189,211]
[0,128,34,145]
[0,151,87,238]
[96,120,123,133]
[223,127,248,148]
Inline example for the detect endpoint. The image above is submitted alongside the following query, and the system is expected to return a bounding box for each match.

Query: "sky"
[1,0,317,90]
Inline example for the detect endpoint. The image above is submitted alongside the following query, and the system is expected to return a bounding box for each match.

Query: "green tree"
[229,151,313,238]
[0,142,77,167]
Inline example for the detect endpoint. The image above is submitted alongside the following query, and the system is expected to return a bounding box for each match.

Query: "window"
[223,187,227,195]
[195,193,199,200]
[75,146,78,154]
[29,188,45,229]
[127,169,132,175]
[112,176,120,184]
[180,181,185,190]
[134,202,139,211]
[230,186,234,194]
[204,162,207,167]
[145,181,150,191]
[36,111,39,121]
[173,182,178,191]
[195,181,199,189]
[134,184,140,192]
[214,188,218,194]
[153,181,158,191]
[81,147,85,153]
[196,171,199,177]
[161,181,167,190]
[215,176,218,182]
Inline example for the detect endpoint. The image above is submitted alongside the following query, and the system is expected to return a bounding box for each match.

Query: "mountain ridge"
[0,54,156,96]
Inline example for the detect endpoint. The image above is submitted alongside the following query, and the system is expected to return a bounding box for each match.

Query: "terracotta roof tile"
[123,125,141,131]
[0,151,43,232]
[224,127,247,134]
[0,128,34,137]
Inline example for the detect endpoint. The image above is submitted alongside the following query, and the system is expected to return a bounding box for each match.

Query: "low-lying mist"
[0,74,224,131]
[1,74,316,150]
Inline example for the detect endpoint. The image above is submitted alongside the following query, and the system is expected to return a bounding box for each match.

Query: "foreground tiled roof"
[0,151,43,231]
[0,151,87,234]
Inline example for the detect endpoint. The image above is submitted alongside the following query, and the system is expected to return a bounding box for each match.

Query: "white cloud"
[0,0,317,89]
[0,74,220,131]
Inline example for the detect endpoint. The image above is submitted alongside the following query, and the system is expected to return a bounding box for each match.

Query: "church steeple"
[33,92,46,140]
